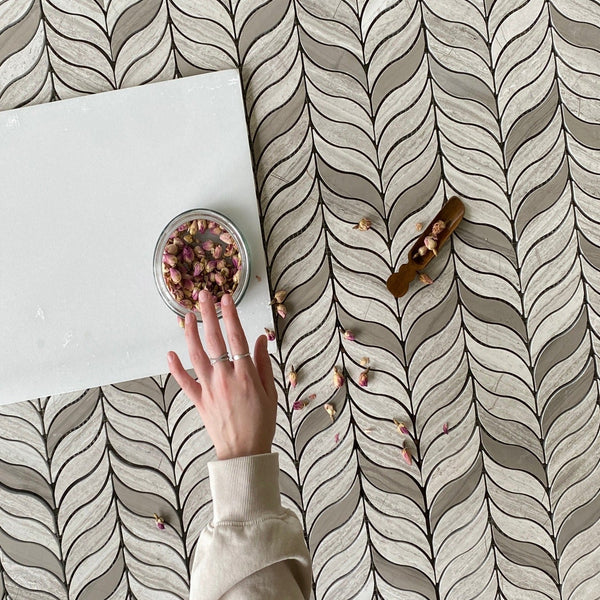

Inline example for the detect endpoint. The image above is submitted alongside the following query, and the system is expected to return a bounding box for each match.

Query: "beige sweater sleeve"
[189,452,313,600]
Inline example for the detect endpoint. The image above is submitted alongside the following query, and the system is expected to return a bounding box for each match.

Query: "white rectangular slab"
[0,70,273,405]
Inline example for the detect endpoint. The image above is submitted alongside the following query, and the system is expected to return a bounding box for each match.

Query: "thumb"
[254,335,277,401]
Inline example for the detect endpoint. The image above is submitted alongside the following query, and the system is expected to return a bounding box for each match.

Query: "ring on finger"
[232,353,252,361]
[209,352,230,365]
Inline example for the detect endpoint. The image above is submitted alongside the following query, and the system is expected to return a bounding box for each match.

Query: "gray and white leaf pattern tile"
[1,0,600,598]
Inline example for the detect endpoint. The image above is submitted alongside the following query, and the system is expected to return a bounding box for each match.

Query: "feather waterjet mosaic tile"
[1,0,600,598]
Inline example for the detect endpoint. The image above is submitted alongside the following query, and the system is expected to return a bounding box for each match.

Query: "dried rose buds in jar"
[162,218,243,309]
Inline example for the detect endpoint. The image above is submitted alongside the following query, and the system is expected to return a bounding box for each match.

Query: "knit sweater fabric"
[189,452,313,599]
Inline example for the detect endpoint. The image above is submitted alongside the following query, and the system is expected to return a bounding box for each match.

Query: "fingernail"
[199,290,209,303]
[167,352,174,363]
[185,312,195,324]
[221,293,232,306]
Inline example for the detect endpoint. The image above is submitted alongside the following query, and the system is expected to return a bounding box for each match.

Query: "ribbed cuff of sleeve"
[207,452,282,523]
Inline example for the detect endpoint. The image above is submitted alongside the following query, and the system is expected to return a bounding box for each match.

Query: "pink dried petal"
[264,328,276,341]
[443,423,449,434]
[393,419,409,435]
[419,273,433,285]
[276,304,287,319]
[334,433,340,444]
[342,329,355,341]
[293,400,306,411]
[401,447,412,466]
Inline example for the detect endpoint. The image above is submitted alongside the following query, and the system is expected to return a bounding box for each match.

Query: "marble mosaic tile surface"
[1,0,600,598]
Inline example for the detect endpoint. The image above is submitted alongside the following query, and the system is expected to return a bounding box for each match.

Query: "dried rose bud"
[177,224,188,232]
[153,513,166,529]
[358,369,369,387]
[170,268,182,284]
[418,245,428,256]
[264,328,276,341]
[182,278,194,292]
[324,403,336,422]
[197,219,207,233]
[210,223,223,236]
[232,255,241,270]
[216,259,227,270]
[288,366,298,388]
[172,237,184,248]
[220,232,234,244]
[419,273,433,285]
[342,329,355,341]
[353,217,372,231]
[183,234,194,244]
[193,261,203,277]
[443,423,449,435]
[182,245,194,263]
[181,299,193,310]
[308,393,317,400]
[163,253,178,267]
[431,220,446,236]
[332,366,344,388]
[188,220,198,236]
[271,290,287,305]
[193,245,204,258]
[393,419,409,435]
[224,244,236,257]
[334,433,340,444]
[293,400,307,410]
[206,260,217,273]
[415,222,423,232]
[424,236,438,256]
[213,244,223,259]
[401,447,412,466]
[192,288,200,301]
[276,304,287,319]
[214,272,225,286]
[202,240,215,252]
[232,270,241,285]
[360,357,370,366]
[173,289,184,302]
[165,243,179,255]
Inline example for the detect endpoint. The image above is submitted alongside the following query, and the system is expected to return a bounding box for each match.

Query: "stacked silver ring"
[232,353,251,361]
[209,352,230,365]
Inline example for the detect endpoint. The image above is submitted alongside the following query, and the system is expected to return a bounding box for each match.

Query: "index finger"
[219,293,250,359]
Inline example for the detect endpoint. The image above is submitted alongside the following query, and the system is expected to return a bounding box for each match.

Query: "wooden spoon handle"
[386,263,418,298]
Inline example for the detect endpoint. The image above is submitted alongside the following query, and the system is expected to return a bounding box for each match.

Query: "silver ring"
[209,352,230,365]
[232,353,252,361]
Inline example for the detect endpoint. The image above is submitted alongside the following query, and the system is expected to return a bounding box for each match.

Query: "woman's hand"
[167,289,278,461]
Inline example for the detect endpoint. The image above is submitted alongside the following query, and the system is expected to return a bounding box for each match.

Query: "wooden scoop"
[386,196,464,298]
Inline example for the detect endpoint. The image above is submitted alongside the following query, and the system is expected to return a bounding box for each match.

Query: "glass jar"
[153,208,250,319]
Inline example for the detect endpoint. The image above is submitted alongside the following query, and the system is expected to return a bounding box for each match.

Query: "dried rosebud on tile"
[308,393,317,400]
[342,329,355,341]
[393,419,409,435]
[360,357,370,367]
[153,514,166,530]
[443,423,449,434]
[401,447,412,466]
[353,217,372,231]
[418,273,433,285]
[332,366,344,388]
[270,289,287,305]
[276,304,287,319]
[288,366,298,388]
[324,403,336,422]
[415,222,423,232]
[293,400,307,411]
[358,369,369,387]
[264,328,276,341]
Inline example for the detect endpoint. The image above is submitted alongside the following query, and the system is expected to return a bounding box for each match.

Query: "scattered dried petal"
[332,366,344,388]
[418,273,433,285]
[358,369,369,387]
[443,423,449,435]
[415,222,423,232]
[308,393,317,400]
[353,217,372,231]
[393,419,409,435]
[153,513,166,529]
[264,328,276,341]
[276,304,287,319]
[256,275,262,282]
[293,400,307,411]
[324,403,336,422]
[288,366,298,388]
[334,433,340,444]
[401,447,412,466]
[342,329,355,341]
[360,357,370,367]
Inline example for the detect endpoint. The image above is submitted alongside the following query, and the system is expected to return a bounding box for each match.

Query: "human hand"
[167,289,278,461]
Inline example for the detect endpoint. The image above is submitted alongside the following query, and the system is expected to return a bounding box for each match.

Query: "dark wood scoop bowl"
[386,196,464,298]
